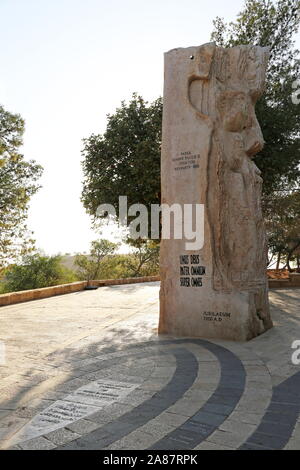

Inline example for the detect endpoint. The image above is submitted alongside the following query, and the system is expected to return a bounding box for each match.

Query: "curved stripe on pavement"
[58,347,198,449]
[240,371,300,450]
[149,339,246,449]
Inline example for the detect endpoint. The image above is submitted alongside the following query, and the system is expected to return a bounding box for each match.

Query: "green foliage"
[81,94,162,228]
[211,0,300,193]
[0,266,7,293]
[98,248,160,279]
[74,239,118,280]
[0,105,24,161]
[123,240,160,278]
[81,3,299,248]
[0,104,43,267]
[2,254,78,293]
[265,190,300,269]
[92,254,130,280]
[74,239,160,280]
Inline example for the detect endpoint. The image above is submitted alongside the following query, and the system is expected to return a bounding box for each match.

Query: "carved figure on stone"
[159,43,273,340]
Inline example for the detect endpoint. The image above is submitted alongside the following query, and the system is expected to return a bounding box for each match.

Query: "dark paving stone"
[272,392,300,405]
[247,432,287,450]
[222,381,245,390]
[180,420,215,436]
[99,420,136,435]
[201,403,233,416]
[223,375,246,384]
[156,430,200,450]
[150,440,189,450]
[264,411,298,426]
[268,402,299,414]
[257,421,294,438]
[214,387,244,396]
[168,429,199,445]
[240,442,274,451]
[155,389,186,398]
[133,403,163,414]
[191,411,226,426]
[240,371,300,450]
[207,394,241,406]
[118,411,153,425]
[144,397,170,408]
[60,431,114,450]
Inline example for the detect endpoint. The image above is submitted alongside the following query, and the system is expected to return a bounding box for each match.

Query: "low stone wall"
[1,272,296,307]
[90,275,160,287]
[0,281,88,307]
[0,276,161,307]
[269,273,300,289]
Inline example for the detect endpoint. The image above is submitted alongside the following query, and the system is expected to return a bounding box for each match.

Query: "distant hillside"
[61,255,79,271]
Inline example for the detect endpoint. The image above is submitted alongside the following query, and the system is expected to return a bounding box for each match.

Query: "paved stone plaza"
[0,282,300,450]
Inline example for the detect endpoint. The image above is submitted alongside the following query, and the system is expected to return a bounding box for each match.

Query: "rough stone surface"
[159,43,273,341]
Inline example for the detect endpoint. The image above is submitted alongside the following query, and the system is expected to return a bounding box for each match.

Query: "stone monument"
[159,43,273,341]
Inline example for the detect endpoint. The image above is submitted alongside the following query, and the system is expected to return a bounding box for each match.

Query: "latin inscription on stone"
[172,151,201,172]
[13,379,139,444]
[202,311,231,322]
[180,255,205,287]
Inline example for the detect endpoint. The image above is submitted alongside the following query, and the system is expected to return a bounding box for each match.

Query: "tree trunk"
[276,251,281,270]
[287,241,300,272]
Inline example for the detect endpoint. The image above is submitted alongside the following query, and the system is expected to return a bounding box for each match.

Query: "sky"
[1,0,299,255]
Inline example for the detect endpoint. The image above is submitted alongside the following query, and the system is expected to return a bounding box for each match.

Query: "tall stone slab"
[159,43,273,341]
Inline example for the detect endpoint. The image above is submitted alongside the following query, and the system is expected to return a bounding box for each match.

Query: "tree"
[211,0,300,194]
[74,239,118,281]
[89,254,130,280]
[0,105,43,268]
[265,190,300,270]
[124,240,160,278]
[0,105,24,162]
[81,94,162,229]
[3,254,77,293]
